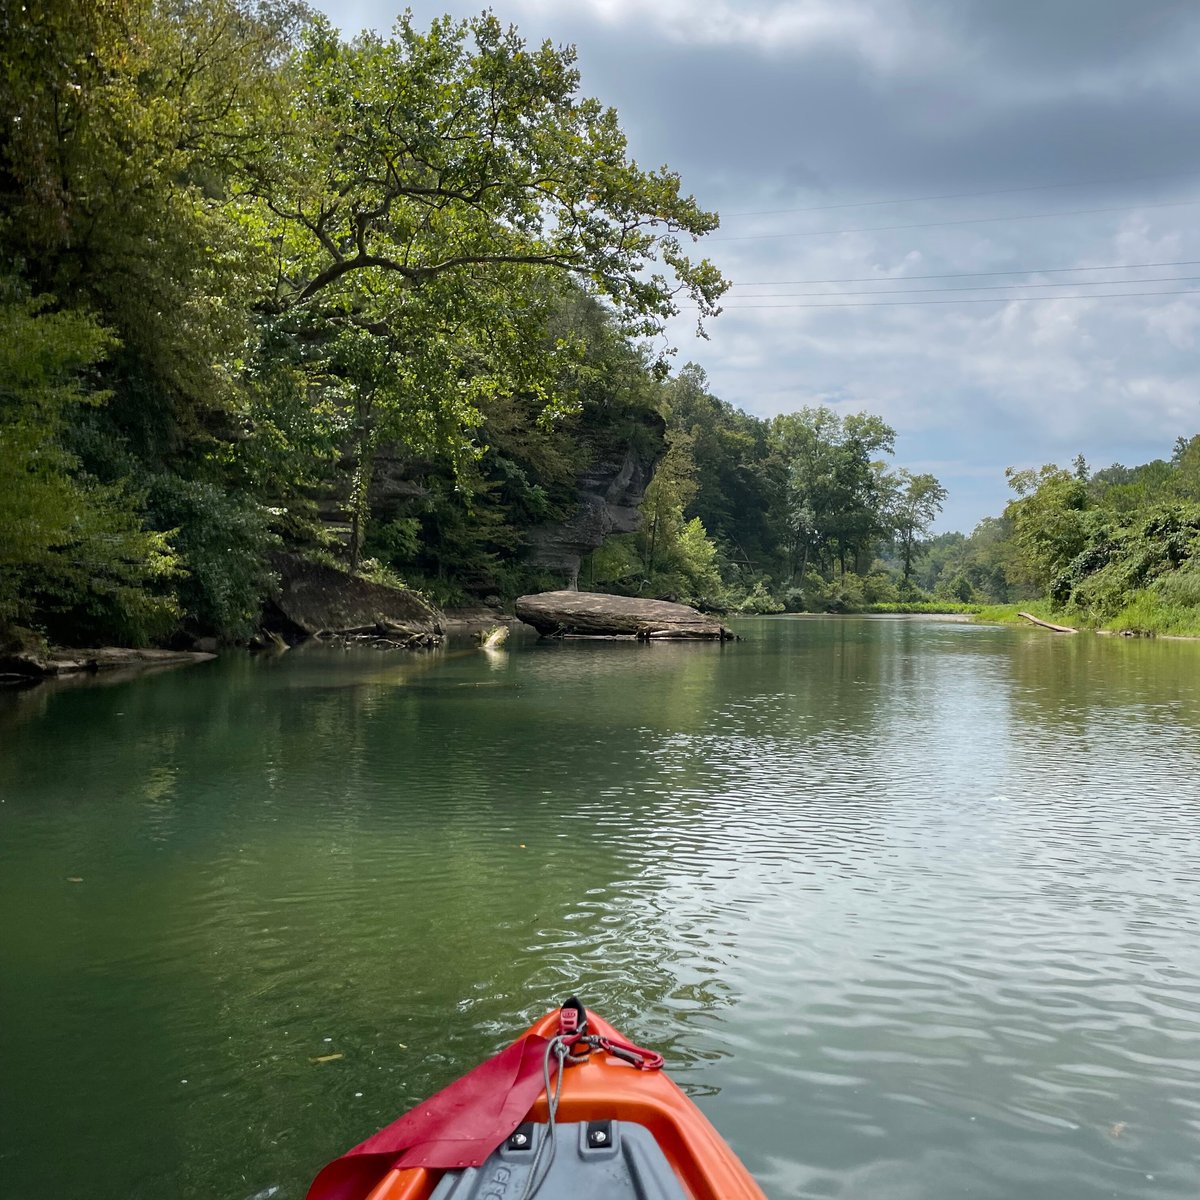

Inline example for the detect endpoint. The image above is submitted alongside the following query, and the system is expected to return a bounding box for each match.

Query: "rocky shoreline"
[1,576,741,692]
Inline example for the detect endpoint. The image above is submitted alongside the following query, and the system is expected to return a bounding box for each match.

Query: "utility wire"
[734,274,1200,298]
[722,171,1186,218]
[732,258,1200,286]
[712,198,1200,241]
[714,287,1200,309]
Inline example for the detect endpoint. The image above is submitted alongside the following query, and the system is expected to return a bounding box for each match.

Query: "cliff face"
[302,407,666,594]
[524,412,666,588]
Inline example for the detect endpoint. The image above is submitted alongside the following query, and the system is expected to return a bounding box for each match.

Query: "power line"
[715,287,1200,309]
[722,171,1186,218]
[712,198,1200,242]
[732,258,1200,286]
[734,274,1200,299]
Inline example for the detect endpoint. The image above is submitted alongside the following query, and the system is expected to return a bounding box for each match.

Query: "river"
[2,616,1198,1199]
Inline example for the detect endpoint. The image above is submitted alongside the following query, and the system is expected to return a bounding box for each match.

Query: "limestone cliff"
[524,410,666,588]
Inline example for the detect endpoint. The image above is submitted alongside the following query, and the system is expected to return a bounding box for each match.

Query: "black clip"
[506,1122,535,1151]
[585,1120,613,1150]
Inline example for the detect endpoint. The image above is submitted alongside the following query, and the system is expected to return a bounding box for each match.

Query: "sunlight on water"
[2,618,1199,1199]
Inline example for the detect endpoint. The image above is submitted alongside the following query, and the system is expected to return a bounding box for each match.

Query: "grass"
[1105,590,1200,637]
[969,594,1200,637]
[858,602,983,614]
[969,601,1055,626]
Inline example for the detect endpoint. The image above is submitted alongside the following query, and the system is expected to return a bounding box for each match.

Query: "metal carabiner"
[592,1034,664,1071]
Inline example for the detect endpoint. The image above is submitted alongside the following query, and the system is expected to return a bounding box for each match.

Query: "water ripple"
[3,622,1200,1199]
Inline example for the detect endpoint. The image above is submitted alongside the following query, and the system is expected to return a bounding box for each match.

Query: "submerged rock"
[514,591,735,640]
[0,646,216,681]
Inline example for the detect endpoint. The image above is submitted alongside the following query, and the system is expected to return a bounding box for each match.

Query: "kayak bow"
[307,999,765,1200]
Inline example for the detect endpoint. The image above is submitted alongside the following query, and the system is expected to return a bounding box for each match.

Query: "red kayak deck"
[309,1008,765,1200]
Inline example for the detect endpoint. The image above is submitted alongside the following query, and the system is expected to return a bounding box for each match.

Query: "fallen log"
[636,623,733,640]
[1018,611,1078,633]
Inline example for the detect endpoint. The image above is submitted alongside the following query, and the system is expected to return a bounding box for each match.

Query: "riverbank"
[970,599,1200,639]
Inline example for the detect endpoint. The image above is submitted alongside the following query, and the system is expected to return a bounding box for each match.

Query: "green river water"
[2,616,1199,1200]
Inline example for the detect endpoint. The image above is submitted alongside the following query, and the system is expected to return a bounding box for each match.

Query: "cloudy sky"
[313,0,1200,530]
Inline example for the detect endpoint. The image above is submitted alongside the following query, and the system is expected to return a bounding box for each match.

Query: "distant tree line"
[585,364,948,614]
[912,440,1200,633]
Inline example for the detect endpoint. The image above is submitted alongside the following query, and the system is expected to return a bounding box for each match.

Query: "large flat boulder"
[515,590,734,639]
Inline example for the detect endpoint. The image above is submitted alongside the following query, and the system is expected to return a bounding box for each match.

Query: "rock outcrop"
[524,412,666,588]
[515,591,735,640]
[267,553,442,644]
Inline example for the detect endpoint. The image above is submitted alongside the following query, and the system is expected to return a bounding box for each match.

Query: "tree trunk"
[349,409,375,576]
[646,500,660,575]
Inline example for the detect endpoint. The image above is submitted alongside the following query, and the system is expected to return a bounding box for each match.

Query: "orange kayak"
[307,1000,766,1200]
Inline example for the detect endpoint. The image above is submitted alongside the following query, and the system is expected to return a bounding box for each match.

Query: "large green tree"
[892,470,948,585]
[771,408,896,580]
[1,0,305,638]
[236,12,727,565]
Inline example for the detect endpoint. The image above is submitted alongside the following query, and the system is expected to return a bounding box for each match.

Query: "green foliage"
[664,365,781,574]
[770,407,897,579]
[917,517,1022,604]
[1051,503,1200,618]
[396,574,470,610]
[585,535,643,593]
[892,470,948,583]
[230,11,730,569]
[0,4,729,639]
[145,475,278,638]
[1153,561,1200,607]
[248,12,726,327]
[861,569,901,605]
[970,602,1051,625]
[0,285,179,642]
[356,559,409,591]
[860,602,982,614]
[675,518,725,599]
[737,580,784,614]
[1004,465,1093,590]
[1106,589,1200,637]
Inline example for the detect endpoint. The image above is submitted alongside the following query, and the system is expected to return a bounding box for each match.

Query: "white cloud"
[510,0,919,64]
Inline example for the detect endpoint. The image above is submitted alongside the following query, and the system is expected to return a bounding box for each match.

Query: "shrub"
[737,580,785,614]
[147,475,278,638]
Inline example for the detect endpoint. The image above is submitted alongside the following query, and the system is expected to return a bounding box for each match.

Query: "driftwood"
[1018,611,1077,634]
[636,624,732,640]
